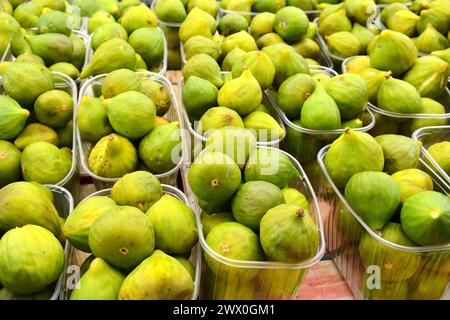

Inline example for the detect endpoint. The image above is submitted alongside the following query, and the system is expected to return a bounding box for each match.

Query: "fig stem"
[296,208,305,217]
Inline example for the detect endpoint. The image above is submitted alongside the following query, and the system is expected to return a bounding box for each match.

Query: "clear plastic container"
[0,71,79,191]
[76,71,185,189]
[316,145,450,300]
[84,27,168,76]
[413,125,450,187]
[177,73,286,158]
[181,146,326,300]
[58,185,201,300]
[48,184,74,300]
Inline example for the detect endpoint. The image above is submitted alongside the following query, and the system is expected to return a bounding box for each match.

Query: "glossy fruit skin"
[273,6,309,43]
[0,225,65,294]
[101,69,141,99]
[377,77,422,114]
[201,211,235,236]
[129,27,164,69]
[391,169,433,203]
[91,23,128,51]
[427,141,450,175]
[182,76,218,119]
[0,95,30,140]
[276,73,315,119]
[0,140,21,187]
[182,53,223,88]
[400,191,450,246]
[34,89,74,129]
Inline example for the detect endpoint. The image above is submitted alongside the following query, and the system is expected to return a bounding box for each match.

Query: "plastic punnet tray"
[59,185,201,300]
[0,72,79,190]
[317,145,450,300]
[76,71,185,189]
[182,146,326,300]
[413,125,450,187]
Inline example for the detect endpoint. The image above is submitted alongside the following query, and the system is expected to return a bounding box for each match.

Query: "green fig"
[324,129,384,189]
[380,2,408,25]
[37,9,71,35]
[184,35,221,60]
[377,76,422,114]
[218,13,249,37]
[231,51,276,89]
[33,0,65,11]
[403,55,449,99]
[325,73,369,120]
[325,31,361,58]
[318,3,344,24]
[188,0,219,16]
[91,23,128,51]
[344,56,371,74]
[391,169,434,203]
[34,89,74,129]
[351,23,375,54]
[221,47,247,71]
[120,4,157,34]
[415,23,449,54]
[276,73,315,119]
[80,39,136,79]
[256,33,285,49]
[357,67,390,101]
[410,98,447,133]
[77,96,113,143]
[179,15,212,43]
[300,83,341,130]
[431,47,450,65]
[154,0,187,23]
[417,8,450,35]
[87,10,116,34]
[49,62,80,80]
[343,0,376,25]
[318,9,352,37]
[88,133,138,178]
[129,27,164,69]
[182,53,223,87]
[0,95,29,140]
[427,141,450,175]
[290,38,320,59]
[369,30,417,76]
[198,107,244,134]
[182,76,218,119]
[101,69,142,98]
[386,10,420,37]
[284,120,323,163]
[244,111,284,141]
[14,123,58,150]
[201,211,235,236]
[217,69,262,116]
[140,80,171,117]
[282,187,309,209]
[0,141,21,187]
[249,12,275,39]
[220,30,258,57]
[69,34,87,70]
[273,6,309,43]
[13,2,43,28]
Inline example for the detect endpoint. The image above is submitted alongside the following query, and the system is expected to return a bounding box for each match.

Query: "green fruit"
[217,69,262,116]
[377,76,422,114]
[0,95,29,140]
[231,51,276,89]
[362,277,409,300]
[26,33,73,66]
[13,2,43,28]
[146,194,198,254]
[21,142,71,184]
[250,12,275,39]
[221,47,246,71]
[95,0,119,16]
[88,134,138,178]
[120,4,157,34]
[220,30,258,58]
[285,120,323,163]
[139,121,181,174]
[0,286,53,300]
[14,52,43,66]
[33,0,65,11]
[318,9,352,37]
[70,258,125,300]
[231,181,284,231]
[391,169,433,203]
[345,171,400,230]
[282,187,309,210]
[80,39,136,79]
[0,0,12,14]
[69,34,87,70]
[0,225,64,294]
[0,181,63,240]
[369,30,417,76]
[89,205,155,270]
[324,129,384,189]
[427,141,450,175]
[325,74,368,120]
[357,68,389,102]
[408,271,450,300]
[187,0,219,16]
[182,76,218,119]
[201,211,235,235]
[49,62,80,80]
[301,83,341,130]
[63,196,117,252]
[129,27,164,69]
[260,204,319,262]
[243,111,284,141]
[290,38,319,59]
[188,151,242,204]
[252,0,286,12]
[375,135,422,174]
[416,23,449,54]
[119,250,194,300]
[77,96,113,143]
[351,23,376,54]
[431,47,450,65]
[87,10,115,34]
[182,53,223,88]
[14,123,58,150]
[205,222,263,279]
[359,223,421,281]
[256,33,285,49]
[0,141,21,187]
[345,56,371,74]
[179,16,213,44]
[417,8,450,35]
[154,0,187,23]
[343,0,376,25]
[276,73,315,119]
[34,90,73,129]
[184,35,220,61]
[111,171,162,213]
[91,23,128,51]
[244,148,299,188]
[173,256,195,280]
[104,91,155,139]
[402,55,449,100]
[325,31,361,58]
[401,191,450,246]
[205,126,256,169]
[1,62,54,107]
[101,69,141,99]
[37,9,70,35]
[218,13,249,37]
[380,2,408,25]
[140,80,171,117]
[273,6,309,43]
[198,107,244,134]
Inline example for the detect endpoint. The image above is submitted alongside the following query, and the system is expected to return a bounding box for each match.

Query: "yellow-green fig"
[198,107,244,134]
[417,8,450,35]
[182,53,223,87]
[220,30,258,58]
[119,4,157,34]
[276,73,315,119]
[380,2,409,25]
[256,32,285,49]
[154,0,186,23]
[14,123,58,150]
[244,111,284,141]
[427,141,450,175]
[182,76,218,119]
[325,31,361,58]
[415,23,449,54]
[410,98,447,132]
[188,0,219,16]
[217,69,262,116]
[87,10,116,34]
[34,89,74,129]
[0,95,29,140]
[344,56,371,74]
[343,0,377,25]
[0,141,21,187]
[377,75,422,114]
[431,47,450,65]
[386,10,420,37]
[249,12,275,39]
[184,35,221,60]
[221,47,247,71]
[179,16,212,43]
[91,23,128,51]
[291,38,320,59]
[391,168,433,203]
[318,9,352,37]
[351,23,375,54]
[231,51,275,89]
[357,67,390,101]
[77,96,114,143]
[102,69,141,98]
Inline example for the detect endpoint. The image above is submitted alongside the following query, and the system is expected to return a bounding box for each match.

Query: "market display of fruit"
[0,0,449,302]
